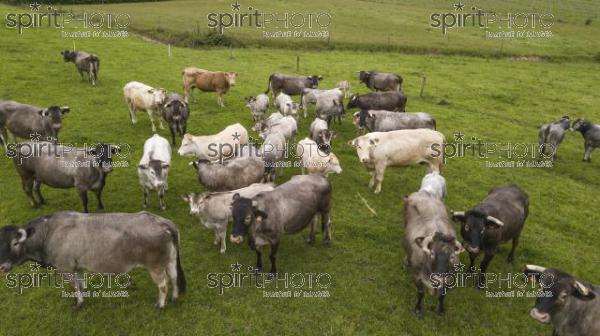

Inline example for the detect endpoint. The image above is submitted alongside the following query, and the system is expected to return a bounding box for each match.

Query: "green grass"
[1,2,600,335]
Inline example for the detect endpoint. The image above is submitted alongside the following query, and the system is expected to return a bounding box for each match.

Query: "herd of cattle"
[0,50,598,335]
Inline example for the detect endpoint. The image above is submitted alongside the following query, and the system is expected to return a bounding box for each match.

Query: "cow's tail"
[265,74,273,94]
[168,227,187,294]
[89,55,99,85]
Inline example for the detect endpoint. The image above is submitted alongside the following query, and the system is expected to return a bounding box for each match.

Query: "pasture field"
[1,2,600,335]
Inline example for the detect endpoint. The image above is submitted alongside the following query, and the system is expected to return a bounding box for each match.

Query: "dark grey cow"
[571,118,600,162]
[0,101,69,147]
[359,70,403,91]
[354,110,436,132]
[538,116,570,161]
[404,191,464,318]
[0,211,185,309]
[265,73,323,100]
[161,93,189,146]
[451,185,528,288]
[524,265,599,336]
[11,141,119,213]
[191,156,265,191]
[347,92,407,112]
[61,50,100,86]
[230,174,332,273]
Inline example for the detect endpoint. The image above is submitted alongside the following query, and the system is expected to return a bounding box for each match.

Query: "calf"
[123,81,167,132]
[191,156,265,191]
[181,183,275,253]
[161,93,189,146]
[354,110,436,132]
[570,118,600,162]
[348,129,445,193]
[0,101,69,147]
[245,94,269,122]
[230,174,332,273]
[316,99,345,126]
[301,88,343,118]
[138,134,171,210]
[296,138,342,176]
[0,211,185,309]
[404,191,464,317]
[61,50,100,86]
[347,91,407,112]
[182,67,237,106]
[177,123,249,161]
[335,80,351,99]
[419,172,446,200]
[538,116,570,161]
[359,70,403,91]
[309,117,334,153]
[451,185,528,288]
[274,93,300,119]
[524,265,599,336]
[265,73,323,100]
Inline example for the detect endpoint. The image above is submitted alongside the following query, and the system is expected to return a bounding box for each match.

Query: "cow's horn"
[486,215,504,226]
[574,281,590,296]
[451,211,465,217]
[525,264,547,273]
[16,229,27,243]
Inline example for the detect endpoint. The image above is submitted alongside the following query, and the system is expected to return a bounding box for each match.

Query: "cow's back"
[373,129,444,168]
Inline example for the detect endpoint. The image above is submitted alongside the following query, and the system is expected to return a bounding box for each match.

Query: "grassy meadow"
[1,1,600,335]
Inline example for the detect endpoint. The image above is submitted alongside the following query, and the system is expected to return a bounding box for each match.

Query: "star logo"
[454,262,466,272]
[232,132,241,141]
[454,2,465,11]
[230,262,242,272]
[231,1,241,11]
[29,2,41,11]
[30,132,41,142]
[30,262,41,272]
[453,131,465,141]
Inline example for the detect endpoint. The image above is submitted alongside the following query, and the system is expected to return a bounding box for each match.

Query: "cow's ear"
[12,228,28,248]
[451,211,466,223]
[38,109,49,117]
[368,111,375,119]
[232,193,241,201]
[180,194,190,202]
[138,164,148,169]
[573,281,596,301]
[369,138,379,146]
[161,163,170,169]
[414,236,425,248]
[60,106,70,114]
[147,89,154,94]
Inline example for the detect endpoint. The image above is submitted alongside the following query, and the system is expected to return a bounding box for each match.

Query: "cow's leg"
[367,169,376,189]
[255,247,263,273]
[78,189,89,213]
[157,112,165,130]
[218,226,227,254]
[95,188,104,210]
[183,85,190,103]
[21,175,37,207]
[477,254,494,289]
[78,69,84,81]
[269,243,279,274]
[414,281,425,319]
[169,124,177,146]
[307,216,317,243]
[143,188,149,209]
[468,252,478,272]
[69,272,85,309]
[507,235,519,263]
[158,187,166,211]
[149,268,169,309]
[33,179,45,205]
[165,252,180,303]
[322,210,332,242]
[128,103,138,124]
[217,92,225,107]
[373,165,386,194]
[147,111,157,132]
[583,144,594,162]
[0,127,8,151]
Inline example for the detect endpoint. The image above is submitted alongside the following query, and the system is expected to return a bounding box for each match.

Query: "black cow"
[161,93,189,146]
[347,91,407,112]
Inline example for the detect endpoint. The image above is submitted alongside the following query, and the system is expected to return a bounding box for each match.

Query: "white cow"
[274,93,299,119]
[349,129,445,193]
[181,183,275,253]
[296,138,342,176]
[335,80,351,99]
[138,134,171,210]
[123,81,167,132]
[258,116,297,142]
[177,123,248,161]
[301,88,344,117]
[419,171,447,200]
[246,94,270,122]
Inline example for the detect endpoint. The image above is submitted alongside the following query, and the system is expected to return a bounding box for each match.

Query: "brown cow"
[182,67,238,107]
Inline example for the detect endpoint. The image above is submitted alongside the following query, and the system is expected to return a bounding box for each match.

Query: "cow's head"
[245,96,256,107]
[164,98,188,121]
[348,135,377,164]
[38,106,69,140]
[147,88,167,106]
[358,110,374,130]
[315,129,334,153]
[570,118,589,132]
[324,153,343,175]
[0,226,34,272]
[557,116,570,130]
[308,75,323,88]
[61,50,76,62]
[286,102,300,119]
[414,232,464,286]
[258,123,271,140]
[88,144,120,173]
[230,194,266,247]
[524,265,596,324]
[359,71,371,84]
[181,192,209,216]
[226,72,238,86]
[347,94,359,109]
[451,210,504,254]
[138,159,169,189]
[177,134,196,157]
[332,99,345,117]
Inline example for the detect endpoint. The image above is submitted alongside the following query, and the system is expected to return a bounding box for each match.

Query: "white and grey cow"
[419,172,446,200]
[296,138,342,176]
[301,88,344,118]
[274,93,300,119]
[138,134,171,210]
[177,123,249,161]
[245,94,270,122]
[353,110,436,132]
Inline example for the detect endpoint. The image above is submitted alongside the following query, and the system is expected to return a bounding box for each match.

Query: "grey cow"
[571,118,600,162]
[347,91,407,112]
[359,70,403,91]
[354,110,436,132]
[0,211,185,309]
[61,50,100,86]
[265,73,323,101]
[181,183,275,253]
[161,93,189,146]
[191,156,265,191]
[0,101,69,148]
[230,174,332,273]
[403,191,464,318]
[316,99,345,126]
[11,141,119,213]
[451,185,529,288]
[525,265,599,336]
[538,116,570,161]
